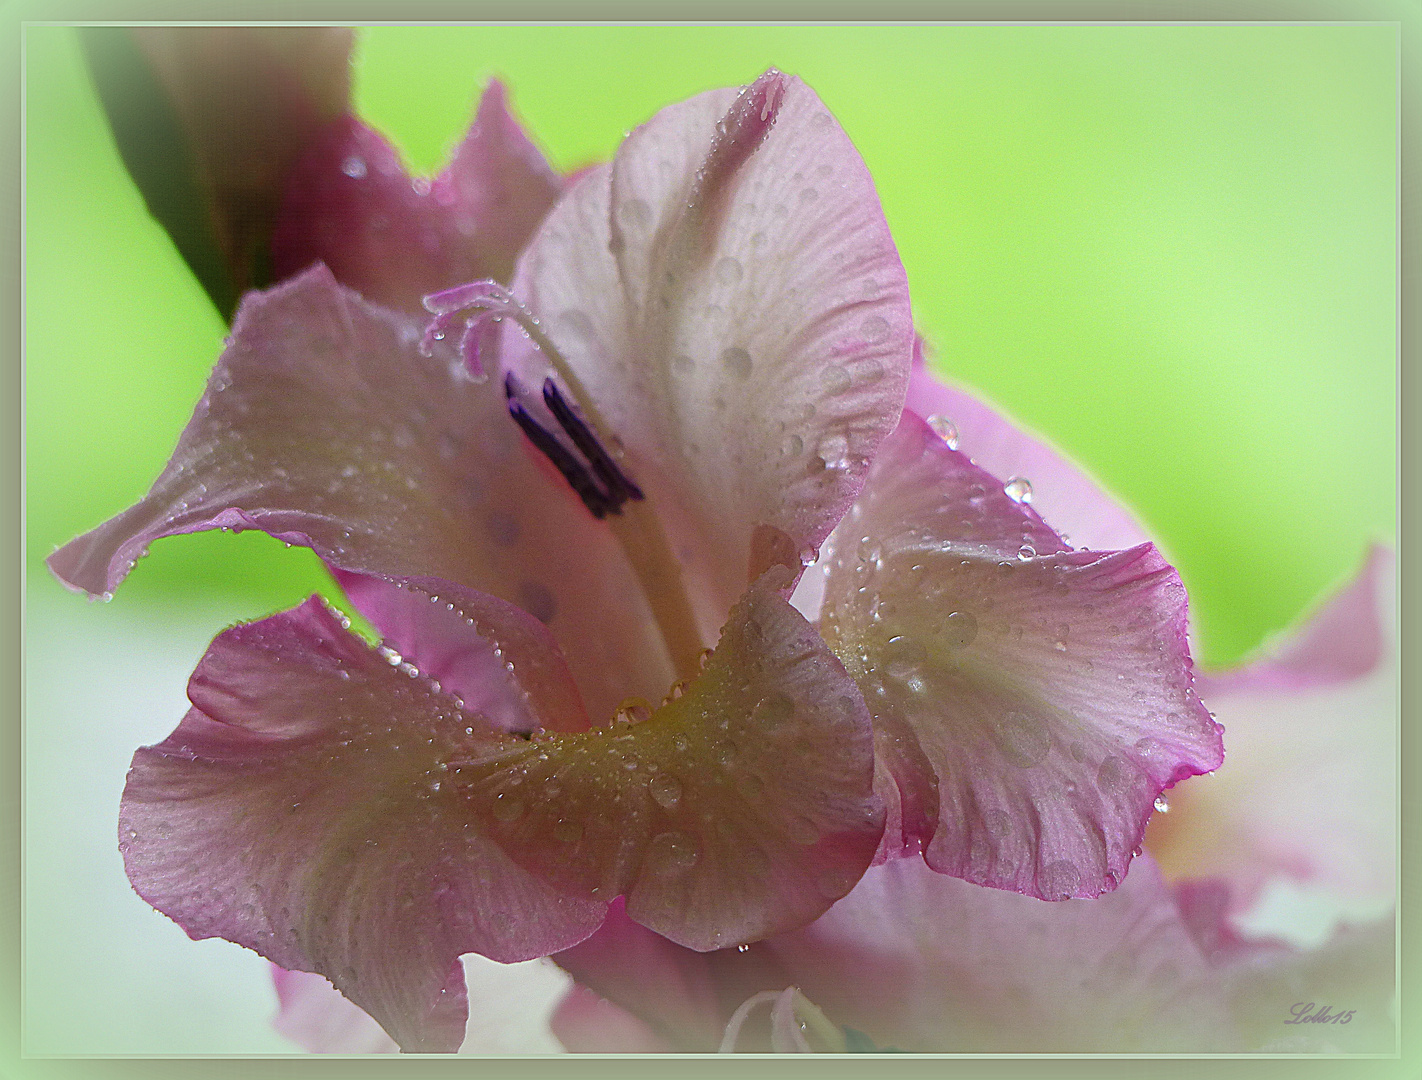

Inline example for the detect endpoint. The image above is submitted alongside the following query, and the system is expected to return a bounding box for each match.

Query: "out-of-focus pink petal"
[1149,547,1396,908]
[1223,916,1396,1054]
[271,81,563,313]
[272,967,398,1053]
[551,855,1394,1053]
[504,71,912,639]
[274,956,573,1053]
[330,570,591,734]
[773,856,1226,1052]
[47,265,672,724]
[121,598,607,1051]
[764,854,1393,1053]
[459,585,883,951]
[551,985,673,1053]
[818,413,1223,896]
[553,898,785,1052]
[906,341,1151,553]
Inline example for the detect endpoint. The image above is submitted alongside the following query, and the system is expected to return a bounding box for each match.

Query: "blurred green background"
[27,23,1395,666]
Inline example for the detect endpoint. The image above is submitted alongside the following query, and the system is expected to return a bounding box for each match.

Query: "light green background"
[22,23,1397,1054]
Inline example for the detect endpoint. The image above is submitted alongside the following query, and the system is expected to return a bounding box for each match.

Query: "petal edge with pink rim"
[817,412,1223,897]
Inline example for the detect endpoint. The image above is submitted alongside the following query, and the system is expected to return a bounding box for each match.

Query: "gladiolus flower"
[51,70,1224,1052]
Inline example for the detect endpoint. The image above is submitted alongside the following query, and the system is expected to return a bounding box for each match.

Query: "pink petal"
[47,265,673,724]
[503,71,913,637]
[906,340,1151,553]
[550,985,673,1053]
[1148,546,1396,908]
[330,569,592,734]
[271,80,563,314]
[553,898,784,1052]
[766,854,1394,1052]
[818,412,1223,896]
[123,586,879,1049]
[273,956,573,1053]
[453,584,884,951]
[272,967,398,1053]
[121,598,607,1052]
[551,855,1394,1053]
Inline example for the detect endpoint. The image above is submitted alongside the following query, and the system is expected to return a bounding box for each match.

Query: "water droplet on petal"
[650,773,682,809]
[1153,795,1170,813]
[714,256,743,285]
[1018,543,1036,561]
[940,610,978,649]
[987,710,1050,768]
[820,363,851,394]
[927,414,959,449]
[493,794,524,823]
[860,315,890,343]
[1004,477,1033,504]
[614,697,653,725]
[554,818,583,842]
[341,155,366,179]
[648,830,699,872]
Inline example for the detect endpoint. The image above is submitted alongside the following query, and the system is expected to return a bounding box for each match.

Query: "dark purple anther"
[541,378,645,505]
[503,372,644,520]
[507,399,614,519]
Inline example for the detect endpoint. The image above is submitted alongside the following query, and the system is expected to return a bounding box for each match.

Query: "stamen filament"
[425,280,708,684]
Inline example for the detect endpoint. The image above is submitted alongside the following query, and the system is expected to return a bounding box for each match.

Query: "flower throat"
[420,279,706,683]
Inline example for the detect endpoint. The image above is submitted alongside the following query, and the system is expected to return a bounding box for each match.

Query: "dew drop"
[614,697,653,725]
[648,830,699,872]
[927,414,959,449]
[882,635,928,677]
[860,315,890,344]
[737,944,750,953]
[982,808,1012,838]
[753,692,794,727]
[820,363,851,394]
[1017,543,1036,561]
[492,794,524,823]
[714,256,743,286]
[720,346,753,380]
[815,867,855,897]
[554,818,584,843]
[1096,755,1131,793]
[341,155,366,179]
[940,610,978,650]
[650,773,683,809]
[1004,477,1033,504]
[1153,795,1170,814]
